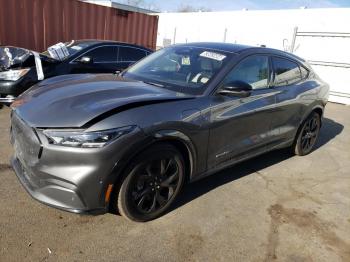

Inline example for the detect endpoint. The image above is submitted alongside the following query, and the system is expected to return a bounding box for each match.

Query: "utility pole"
[173,27,177,44]
[223,28,227,43]
[290,26,298,53]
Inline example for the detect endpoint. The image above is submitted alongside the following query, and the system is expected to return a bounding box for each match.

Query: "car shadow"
[169,117,344,213]
[314,117,344,150]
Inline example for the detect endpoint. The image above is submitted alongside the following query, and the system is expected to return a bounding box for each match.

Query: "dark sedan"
[10,43,329,221]
[0,40,152,105]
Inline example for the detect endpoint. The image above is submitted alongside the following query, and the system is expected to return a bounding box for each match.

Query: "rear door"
[117,46,149,71]
[207,54,277,169]
[270,56,307,144]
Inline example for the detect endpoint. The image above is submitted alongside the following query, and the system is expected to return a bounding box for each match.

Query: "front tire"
[116,144,185,222]
[294,112,321,156]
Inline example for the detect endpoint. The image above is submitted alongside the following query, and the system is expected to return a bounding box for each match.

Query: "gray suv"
[10,43,329,221]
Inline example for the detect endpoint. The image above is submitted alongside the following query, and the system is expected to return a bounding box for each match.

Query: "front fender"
[102,128,199,209]
[152,129,196,179]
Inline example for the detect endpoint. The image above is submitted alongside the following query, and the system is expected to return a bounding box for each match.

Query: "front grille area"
[11,112,41,167]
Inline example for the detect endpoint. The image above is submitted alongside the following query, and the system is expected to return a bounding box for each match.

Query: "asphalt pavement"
[0,103,349,262]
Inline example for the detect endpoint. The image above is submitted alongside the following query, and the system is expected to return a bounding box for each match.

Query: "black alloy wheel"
[116,144,185,222]
[294,112,321,156]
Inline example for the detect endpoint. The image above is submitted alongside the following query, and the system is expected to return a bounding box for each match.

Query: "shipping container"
[0,0,158,51]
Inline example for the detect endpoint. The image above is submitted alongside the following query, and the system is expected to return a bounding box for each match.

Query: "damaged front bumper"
[11,156,94,214]
[10,111,147,214]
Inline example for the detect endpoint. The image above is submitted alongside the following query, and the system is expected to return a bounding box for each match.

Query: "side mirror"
[77,56,93,64]
[218,80,252,97]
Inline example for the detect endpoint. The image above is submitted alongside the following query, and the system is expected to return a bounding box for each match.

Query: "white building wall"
[157,8,350,104]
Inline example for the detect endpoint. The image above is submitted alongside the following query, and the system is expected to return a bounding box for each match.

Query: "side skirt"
[190,138,294,183]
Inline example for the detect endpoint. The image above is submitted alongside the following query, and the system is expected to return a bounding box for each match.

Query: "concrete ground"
[0,103,349,262]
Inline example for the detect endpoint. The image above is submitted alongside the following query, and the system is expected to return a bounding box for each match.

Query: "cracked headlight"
[43,126,136,148]
[0,69,30,81]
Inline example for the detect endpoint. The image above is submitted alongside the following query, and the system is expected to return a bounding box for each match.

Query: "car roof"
[70,39,152,51]
[175,42,252,53]
[173,42,306,63]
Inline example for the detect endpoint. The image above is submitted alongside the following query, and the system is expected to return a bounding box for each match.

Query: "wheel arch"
[300,104,324,126]
[105,130,196,211]
[293,104,324,147]
[151,130,196,182]
[312,106,324,121]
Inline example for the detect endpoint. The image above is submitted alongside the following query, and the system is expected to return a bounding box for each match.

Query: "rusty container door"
[0,0,158,51]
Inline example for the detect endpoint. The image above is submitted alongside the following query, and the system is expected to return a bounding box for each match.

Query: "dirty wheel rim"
[130,158,180,214]
[301,115,320,153]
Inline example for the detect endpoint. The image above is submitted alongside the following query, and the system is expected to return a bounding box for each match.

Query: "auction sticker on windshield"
[200,51,226,61]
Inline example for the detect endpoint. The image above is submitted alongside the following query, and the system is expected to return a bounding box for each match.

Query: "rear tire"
[115,143,185,222]
[293,112,321,156]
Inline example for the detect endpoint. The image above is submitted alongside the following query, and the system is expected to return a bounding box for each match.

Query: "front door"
[70,45,119,74]
[207,55,277,169]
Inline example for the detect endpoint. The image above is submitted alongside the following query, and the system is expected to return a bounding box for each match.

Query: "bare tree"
[124,0,144,6]
[177,4,211,12]
[119,0,159,11]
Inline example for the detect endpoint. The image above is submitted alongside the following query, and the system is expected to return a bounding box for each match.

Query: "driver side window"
[82,46,118,63]
[223,55,269,90]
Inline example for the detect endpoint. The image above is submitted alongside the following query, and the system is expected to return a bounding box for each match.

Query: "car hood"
[13,74,193,128]
[0,46,57,71]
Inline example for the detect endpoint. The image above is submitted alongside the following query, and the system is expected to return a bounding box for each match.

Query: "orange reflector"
[105,184,113,203]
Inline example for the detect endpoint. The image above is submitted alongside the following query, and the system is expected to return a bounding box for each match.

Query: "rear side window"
[272,57,301,86]
[118,47,146,62]
[84,46,118,62]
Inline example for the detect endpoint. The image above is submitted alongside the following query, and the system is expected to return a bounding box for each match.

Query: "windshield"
[41,41,97,60]
[123,46,232,95]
